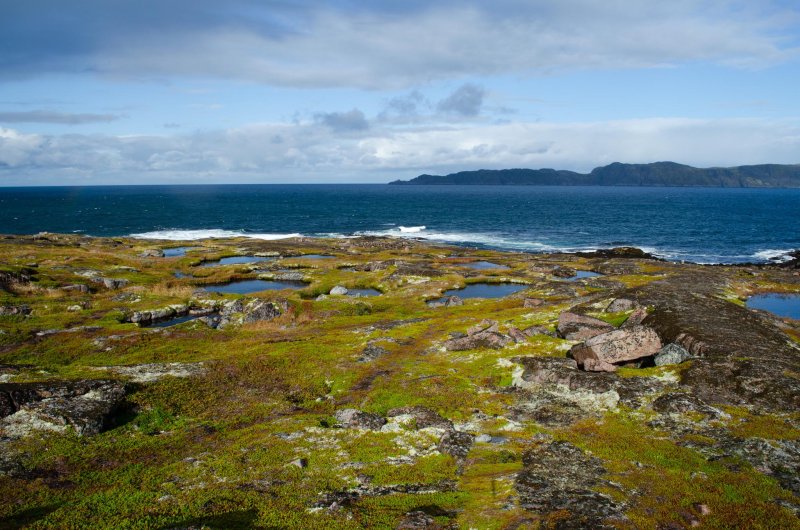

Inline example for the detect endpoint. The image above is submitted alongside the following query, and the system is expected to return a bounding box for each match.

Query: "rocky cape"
[0,232,798,528]
[389,161,800,187]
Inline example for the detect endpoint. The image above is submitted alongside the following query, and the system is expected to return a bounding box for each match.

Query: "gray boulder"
[329,285,348,295]
[654,343,692,366]
[438,430,474,458]
[606,298,636,312]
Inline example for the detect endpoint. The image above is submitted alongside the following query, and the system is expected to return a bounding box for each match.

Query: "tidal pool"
[141,313,213,328]
[566,271,602,281]
[199,256,276,267]
[747,293,800,319]
[463,261,510,270]
[442,282,527,299]
[347,288,382,297]
[294,254,335,260]
[200,279,308,294]
[163,247,199,257]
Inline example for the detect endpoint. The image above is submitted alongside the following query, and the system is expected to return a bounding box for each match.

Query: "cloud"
[1,117,799,184]
[437,84,485,116]
[315,109,369,131]
[0,110,119,124]
[1,1,797,88]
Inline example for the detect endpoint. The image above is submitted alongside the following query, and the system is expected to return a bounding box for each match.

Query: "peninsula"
[389,161,800,187]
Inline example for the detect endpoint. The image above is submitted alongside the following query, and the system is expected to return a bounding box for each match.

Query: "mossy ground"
[0,234,798,528]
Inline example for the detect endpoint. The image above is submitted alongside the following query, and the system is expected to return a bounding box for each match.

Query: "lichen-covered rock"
[0,305,31,317]
[654,343,692,366]
[97,277,129,290]
[515,441,626,528]
[426,295,463,308]
[437,430,474,458]
[444,332,511,351]
[358,343,389,362]
[334,408,386,430]
[242,299,287,323]
[621,305,649,327]
[606,298,636,312]
[0,380,126,438]
[387,406,453,430]
[557,312,614,341]
[570,325,662,368]
[139,249,164,257]
[100,362,205,383]
[523,297,545,308]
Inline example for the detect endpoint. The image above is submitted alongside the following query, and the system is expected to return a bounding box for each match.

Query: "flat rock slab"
[557,312,614,341]
[570,325,662,368]
[516,441,626,528]
[100,362,205,383]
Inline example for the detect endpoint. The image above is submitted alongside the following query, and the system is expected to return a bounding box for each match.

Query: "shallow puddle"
[463,261,510,270]
[141,312,214,328]
[566,271,602,281]
[442,282,527,299]
[199,256,276,267]
[347,288,382,297]
[747,293,800,319]
[293,254,335,260]
[200,279,308,294]
[163,247,199,257]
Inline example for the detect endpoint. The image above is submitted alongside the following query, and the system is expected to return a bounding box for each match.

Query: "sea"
[0,185,798,264]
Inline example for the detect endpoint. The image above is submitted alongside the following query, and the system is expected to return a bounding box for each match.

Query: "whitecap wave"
[355,226,558,251]
[398,225,426,233]
[129,229,302,241]
[752,249,795,262]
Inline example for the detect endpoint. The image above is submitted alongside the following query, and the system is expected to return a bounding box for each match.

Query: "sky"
[0,0,799,185]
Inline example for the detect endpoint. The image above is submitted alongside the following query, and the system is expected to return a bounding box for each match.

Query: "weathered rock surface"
[0,380,126,438]
[523,297,545,308]
[387,406,453,430]
[621,305,648,327]
[334,408,386,430]
[0,305,31,317]
[437,429,474,459]
[139,249,164,257]
[358,343,389,362]
[606,298,636,312]
[426,295,463,308]
[515,441,626,528]
[557,312,614,341]
[654,343,692,366]
[99,362,205,383]
[570,325,662,369]
[512,356,666,424]
[444,319,512,351]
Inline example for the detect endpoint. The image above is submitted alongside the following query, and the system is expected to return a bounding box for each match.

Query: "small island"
[389,161,800,187]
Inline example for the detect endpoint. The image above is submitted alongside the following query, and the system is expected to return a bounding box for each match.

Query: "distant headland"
[388,161,800,187]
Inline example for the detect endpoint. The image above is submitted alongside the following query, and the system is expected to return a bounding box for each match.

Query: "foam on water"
[130,229,302,241]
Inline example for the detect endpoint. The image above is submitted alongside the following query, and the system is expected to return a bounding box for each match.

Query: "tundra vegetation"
[0,233,798,529]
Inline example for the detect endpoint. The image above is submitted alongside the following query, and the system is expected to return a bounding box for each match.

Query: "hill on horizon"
[388,161,800,187]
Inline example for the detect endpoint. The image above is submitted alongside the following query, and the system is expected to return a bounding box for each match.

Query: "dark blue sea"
[1,185,798,264]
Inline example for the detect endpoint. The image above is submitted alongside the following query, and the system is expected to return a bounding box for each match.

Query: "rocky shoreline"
[0,232,798,528]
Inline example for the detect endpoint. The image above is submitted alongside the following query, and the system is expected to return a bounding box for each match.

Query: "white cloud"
[1,117,798,184]
[2,1,797,88]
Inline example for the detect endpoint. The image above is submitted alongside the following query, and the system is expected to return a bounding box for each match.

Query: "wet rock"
[654,343,692,366]
[0,305,31,317]
[437,430,474,459]
[0,380,126,438]
[334,408,386,430]
[387,406,453,430]
[557,312,615,341]
[128,305,188,325]
[330,285,348,295]
[140,249,164,257]
[577,247,659,260]
[570,326,662,368]
[515,441,626,528]
[606,298,636,312]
